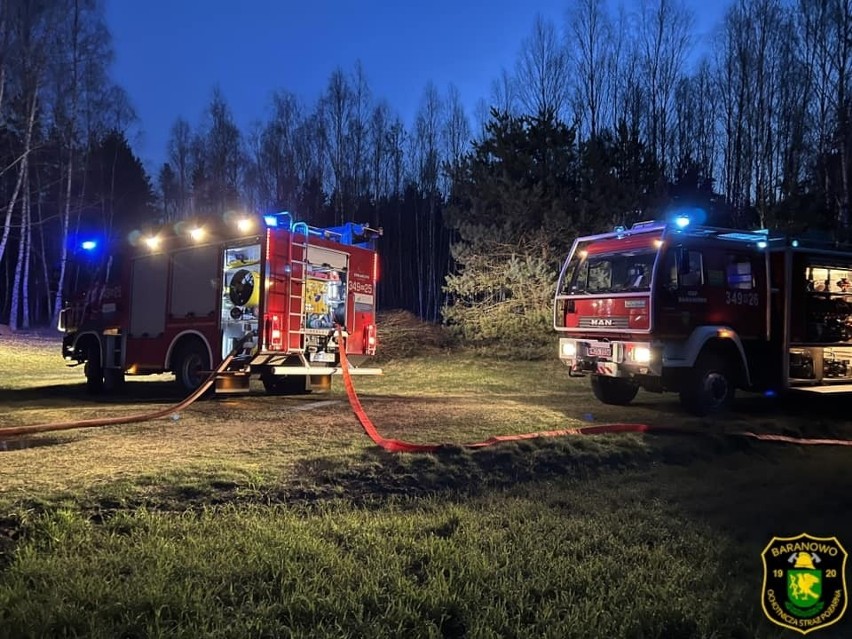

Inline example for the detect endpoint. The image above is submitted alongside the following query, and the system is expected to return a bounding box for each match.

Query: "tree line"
[0,0,850,338]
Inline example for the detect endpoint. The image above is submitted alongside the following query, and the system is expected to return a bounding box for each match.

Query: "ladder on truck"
[284,222,346,356]
[287,222,310,353]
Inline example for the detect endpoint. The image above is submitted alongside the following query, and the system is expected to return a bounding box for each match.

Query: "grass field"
[2,330,852,638]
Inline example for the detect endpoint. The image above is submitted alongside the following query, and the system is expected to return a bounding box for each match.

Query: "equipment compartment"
[789,346,852,384]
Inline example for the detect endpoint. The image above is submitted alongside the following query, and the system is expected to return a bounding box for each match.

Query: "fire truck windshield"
[562,249,658,295]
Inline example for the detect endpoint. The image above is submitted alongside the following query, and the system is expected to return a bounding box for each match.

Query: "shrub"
[442,225,557,356]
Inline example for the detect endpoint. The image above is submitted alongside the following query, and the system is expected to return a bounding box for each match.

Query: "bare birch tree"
[253,91,301,212]
[802,0,852,231]
[673,59,718,180]
[349,61,372,207]
[515,14,570,120]
[567,0,613,138]
[321,67,352,223]
[636,0,694,175]
[442,83,471,187]
[167,117,194,217]
[0,0,48,275]
[610,5,644,138]
[200,87,242,213]
[412,82,444,319]
[368,100,391,205]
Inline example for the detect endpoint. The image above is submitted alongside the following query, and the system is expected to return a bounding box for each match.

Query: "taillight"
[268,314,282,350]
[364,323,377,355]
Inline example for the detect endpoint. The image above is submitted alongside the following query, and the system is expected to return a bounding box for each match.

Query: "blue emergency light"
[667,206,708,228]
[80,240,98,251]
[263,211,294,230]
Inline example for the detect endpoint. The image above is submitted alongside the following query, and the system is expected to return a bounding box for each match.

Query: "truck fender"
[69,331,103,363]
[661,326,751,386]
[165,330,214,370]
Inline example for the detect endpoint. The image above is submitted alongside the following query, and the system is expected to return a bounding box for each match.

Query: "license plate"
[310,352,336,363]
[588,344,611,358]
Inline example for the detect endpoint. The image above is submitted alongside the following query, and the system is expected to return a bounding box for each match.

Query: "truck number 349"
[725,290,759,306]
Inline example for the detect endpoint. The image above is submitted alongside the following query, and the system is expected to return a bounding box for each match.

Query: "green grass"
[2,332,852,637]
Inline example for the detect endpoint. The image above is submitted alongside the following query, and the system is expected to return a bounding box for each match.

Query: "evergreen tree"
[442,110,579,347]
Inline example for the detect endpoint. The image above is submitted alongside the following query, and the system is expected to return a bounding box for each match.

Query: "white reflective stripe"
[354,293,374,307]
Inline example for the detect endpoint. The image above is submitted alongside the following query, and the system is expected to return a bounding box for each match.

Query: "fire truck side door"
[305,246,349,331]
[715,250,765,339]
[129,253,168,338]
[655,244,709,335]
[221,243,262,358]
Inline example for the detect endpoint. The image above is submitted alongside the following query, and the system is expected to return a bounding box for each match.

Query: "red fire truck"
[59,211,382,395]
[553,216,852,414]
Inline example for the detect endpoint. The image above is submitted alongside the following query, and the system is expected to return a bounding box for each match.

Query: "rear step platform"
[790,383,852,394]
[215,371,251,394]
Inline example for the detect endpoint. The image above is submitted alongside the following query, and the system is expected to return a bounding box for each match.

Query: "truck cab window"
[679,250,704,287]
[726,255,754,290]
[567,249,657,294]
[660,249,677,289]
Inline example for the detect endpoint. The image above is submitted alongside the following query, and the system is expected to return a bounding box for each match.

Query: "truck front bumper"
[558,337,662,378]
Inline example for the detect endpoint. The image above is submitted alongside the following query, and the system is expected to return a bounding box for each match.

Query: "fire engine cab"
[59,211,382,395]
[554,216,852,414]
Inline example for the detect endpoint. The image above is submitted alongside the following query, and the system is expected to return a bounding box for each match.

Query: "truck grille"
[578,316,630,329]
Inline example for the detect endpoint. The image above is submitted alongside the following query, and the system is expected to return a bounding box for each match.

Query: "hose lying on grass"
[0,353,234,438]
[335,328,852,453]
[4,329,852,451]
[0,335,250,439]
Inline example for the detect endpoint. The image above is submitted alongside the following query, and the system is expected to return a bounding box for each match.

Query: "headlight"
[632,346,651,363]
[561,341,576,358]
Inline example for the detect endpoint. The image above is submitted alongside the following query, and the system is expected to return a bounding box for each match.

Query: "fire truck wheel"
[84,343,104,394]
[590,376,639,405]
[174,342,210,393]
[679,353,735,415]
[103,369,125,392]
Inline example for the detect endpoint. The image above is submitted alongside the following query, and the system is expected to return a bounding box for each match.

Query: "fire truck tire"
[261,374,311,395]
[678,353,735,415]
[103,369,125,392]
[84,343,104,394]
[174,342,210,393]
[590,376,639,405]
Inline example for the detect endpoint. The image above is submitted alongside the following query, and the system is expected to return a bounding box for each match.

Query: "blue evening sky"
[104,0,728,174]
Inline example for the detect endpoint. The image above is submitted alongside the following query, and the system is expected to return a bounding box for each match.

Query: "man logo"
[589,318,613,327]
[761,533,847,634]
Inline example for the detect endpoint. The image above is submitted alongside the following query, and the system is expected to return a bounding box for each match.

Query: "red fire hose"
[4,330,852,452]
[0,352,239,439]
[335,331,852,453]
